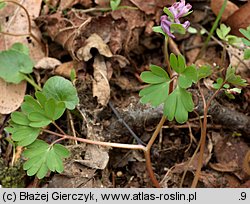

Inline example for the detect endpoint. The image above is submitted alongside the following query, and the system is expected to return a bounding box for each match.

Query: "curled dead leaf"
[0,79,26,114]
[77,33,113,61]
[35,57,62,70]
[93,55,110,106]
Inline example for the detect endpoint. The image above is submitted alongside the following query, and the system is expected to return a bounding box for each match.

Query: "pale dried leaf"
[0,0,45,62]
[0,78,26,114]
[76,33,113,61]
[227,44,250,78]
[75,145,109,170]
[35,57,62,70]
[93,55,110,106]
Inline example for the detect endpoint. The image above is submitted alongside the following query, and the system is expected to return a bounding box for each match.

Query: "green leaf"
[140,65,169,84]
[178,65,198,88]
[170,23,186,35]
[197,65,212,80]
[21,95,44,114]
[152,26,166,36]
[244,49,250,60]
[23,140,69,179]
[170,54,186,73]
[53,144,70,158]
[28,112,51,128]
[187,26,198,34]
[163,86,194,123]
[110,0,121,11]
[239,27,250,40]
[44,98,65,120]
[11,112,30,126]
[163,7,174,19]
[225,35,240,45]
[225,66,248,86]
[9,125,40,146]
[0,49,34,83]
[42,76,79,110]
[139,82,170,107]
[223,83,230,89]
[35,92,47,107]
[170,53,178,72]
[213,77,224,89]
[216,24,230,40]
[0,1,6,10]
[10,43,29,55]
[241,38,250,46]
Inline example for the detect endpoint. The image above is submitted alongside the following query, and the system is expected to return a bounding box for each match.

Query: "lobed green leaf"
[163,86,194,123]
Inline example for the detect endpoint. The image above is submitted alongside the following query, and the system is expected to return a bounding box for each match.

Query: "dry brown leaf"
[93,55,110,106]
[0,79,26,114]
[77,33,113,61]
[210,0,239,22]
[186,35,202,65]
[54,61,74,78]
[214,136,249,180]
[35,57,62,70]
[226,2,250,36]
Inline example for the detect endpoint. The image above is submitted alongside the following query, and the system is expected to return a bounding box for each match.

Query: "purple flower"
[160,0,192,38]
[160,16,175,38]
[170,0,192,19]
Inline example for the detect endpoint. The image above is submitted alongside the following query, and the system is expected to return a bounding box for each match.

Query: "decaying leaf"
[54,61,75,78]
[35,57,62,70]
[227,44,250,78]
[0,78,26,114]
[77,33,113,61]
[75,144,109,170]
[93,54,110,106]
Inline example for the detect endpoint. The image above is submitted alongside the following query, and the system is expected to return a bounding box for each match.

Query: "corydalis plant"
[154,0,192,38]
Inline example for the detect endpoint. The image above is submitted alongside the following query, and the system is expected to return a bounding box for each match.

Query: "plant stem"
[43,129,146,151]
[195,0,228,60]
[144,115,166,188]
[22,75,42,91]
[143,36,174,187]
[191,84,223,187]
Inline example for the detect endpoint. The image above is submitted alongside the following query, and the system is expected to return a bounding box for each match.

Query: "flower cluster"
[161,0,192,38]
